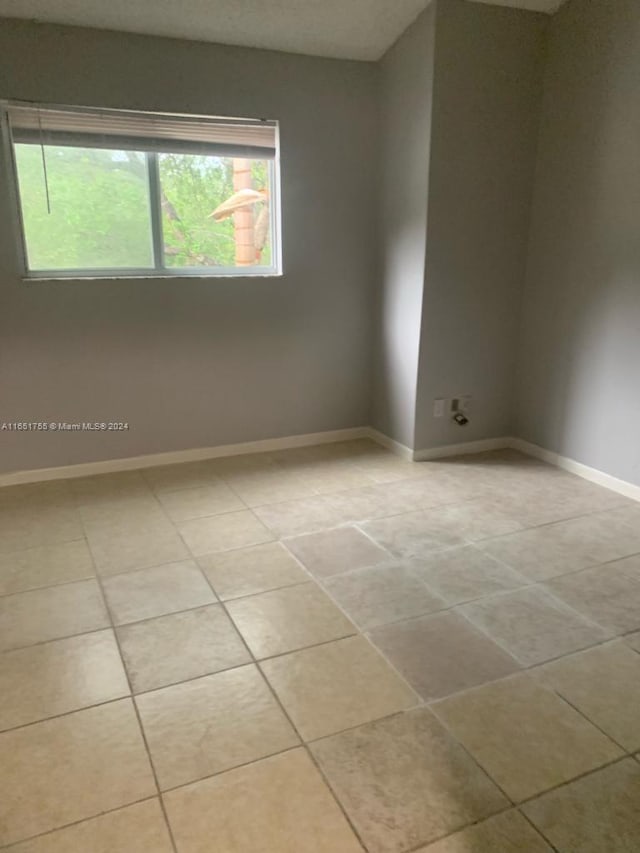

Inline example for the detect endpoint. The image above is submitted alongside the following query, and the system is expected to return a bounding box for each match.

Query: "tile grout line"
[3,523,638,607]
[516,753,633,808]
[0,795,163,852]
[251,484,633,541]
[428,706,633,840]
[1,545,638,725]
[515,808,562,853]
[0,569,100,601]
[2,448,639,850]
[76,511,181,853]
[1,446,636,529]
[160,500,373,853]
[3,462,639,594]
[1,696,629,852]
[0,637,420,737]
[0,622,112,655]
[1,579,638,728]
[396,803,546,853]
[537,681,636,757]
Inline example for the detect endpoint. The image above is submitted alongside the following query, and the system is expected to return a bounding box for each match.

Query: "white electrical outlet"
[451,396,471,414]
[433,399,445,418]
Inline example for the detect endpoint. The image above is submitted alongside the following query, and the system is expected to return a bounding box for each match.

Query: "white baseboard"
[3,425,638,504]
[0,426,370,487]
[376,430,640,503]
[412,437,512,462]
[367,431,513,462]
[365,428,413,461]
[510,438,640,502]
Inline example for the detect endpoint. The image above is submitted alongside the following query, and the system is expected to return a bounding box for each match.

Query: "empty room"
[0,0,639,850]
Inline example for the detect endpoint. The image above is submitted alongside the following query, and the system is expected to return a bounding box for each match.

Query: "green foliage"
[159,153,234,267]
[159,154,271,268]
[15,144,272,272]
[15,144,153,270]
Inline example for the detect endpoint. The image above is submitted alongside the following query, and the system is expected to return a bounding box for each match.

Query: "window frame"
[0,104,282,280]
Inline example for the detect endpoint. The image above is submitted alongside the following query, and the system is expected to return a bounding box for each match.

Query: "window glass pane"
[14,144,154,271]
[158,153,272,269]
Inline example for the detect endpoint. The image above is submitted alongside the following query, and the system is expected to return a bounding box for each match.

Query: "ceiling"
[0,0,568,61]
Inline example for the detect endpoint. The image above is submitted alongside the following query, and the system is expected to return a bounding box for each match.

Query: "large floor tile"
[536,641,640,752]
[414,501,524,542]
[261,635,417,741]
[102,560,215,625]
[311,708,507,853]
[0,580,109,651]
[136,664,298,789]
[226,582,355,658]
[87,520,189,576]
[164,748,363,853]
[412,545,527,605]
[285,526,389,579]
[143,460,222,492]
[254,494,351,538]
[0,482,74,507]
[117,605,250,693]
[220,468,317,507]
[0,486,83,554]
[323,563,446,630]
[156,482,244,522]
[496,478,630,529]
[78,494,168,530]
[2,446,637,850]
[253,480,440,538]
[546,561,640,634]
[273,439,371,465]
[461,586,609,665]
[626,631,640,653]
[479,513,640,581]
[416,809,552,852]
[369,611,520,701]
[433,674,622,802]
[523,759,640,853]
[7,799,174,853]
[427,451,555,493]
[346,473,477,512]
[288,459,375,495]
[0,540,94,597]
[359,510,467,559]
[599,503,640,528]
[351,452,431,483]
[209,451,278,479]
[617,552,640,580]
[198,541,308,600]
[177,510,274,555]
[0,699,155,846]
[0,630,129,731]
[70,471,153,506]
[313,484,415,526]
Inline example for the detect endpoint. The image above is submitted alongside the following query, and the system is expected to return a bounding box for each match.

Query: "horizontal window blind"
[6,104,277,159]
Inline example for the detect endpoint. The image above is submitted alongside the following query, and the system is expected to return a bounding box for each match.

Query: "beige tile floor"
[0,439,640,851]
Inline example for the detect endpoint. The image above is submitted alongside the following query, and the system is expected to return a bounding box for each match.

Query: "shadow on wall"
[516,0,640,487]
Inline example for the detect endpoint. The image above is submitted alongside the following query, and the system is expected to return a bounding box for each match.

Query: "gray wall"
[516,0,640,486]
[415,0,547,451]
[0,20,378,473]
[371,3,436,448]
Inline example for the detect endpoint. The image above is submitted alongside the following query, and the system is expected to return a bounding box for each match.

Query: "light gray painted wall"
[0,20,378,473]
[371,3,436,448]
[516,0,640,486]
[415,0,547,451]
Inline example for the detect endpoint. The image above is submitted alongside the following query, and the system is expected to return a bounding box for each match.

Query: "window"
[3,104,280,277]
